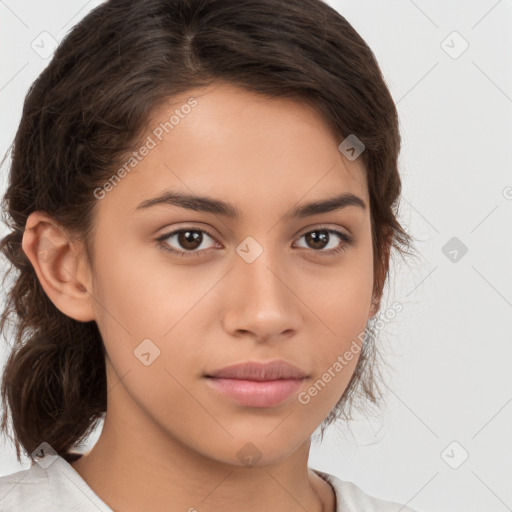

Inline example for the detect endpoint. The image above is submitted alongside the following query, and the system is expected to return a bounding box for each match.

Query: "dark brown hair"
[0,0,414,463]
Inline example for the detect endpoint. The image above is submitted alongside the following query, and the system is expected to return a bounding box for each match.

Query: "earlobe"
[21,211,96,322]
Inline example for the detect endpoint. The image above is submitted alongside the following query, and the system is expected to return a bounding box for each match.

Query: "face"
[81,83,376,465]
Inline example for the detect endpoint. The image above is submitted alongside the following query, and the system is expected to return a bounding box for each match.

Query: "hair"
[0,0,414,464]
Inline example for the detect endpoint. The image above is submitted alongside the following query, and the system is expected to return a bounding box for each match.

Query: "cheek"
[299,280,370,417]
[307,248,373,382]
[316,240,374,323]
[90,240,213,381]
[92,237,191,329]
[321,272,373,343]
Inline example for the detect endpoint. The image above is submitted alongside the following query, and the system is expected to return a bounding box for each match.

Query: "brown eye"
[295,227,353,256]
[303,230,330,250]
[175,230,204,251]
[156,228,219,257]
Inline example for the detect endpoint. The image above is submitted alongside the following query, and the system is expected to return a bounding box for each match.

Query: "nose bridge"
[238,236,288,306]
[223,235,300,338]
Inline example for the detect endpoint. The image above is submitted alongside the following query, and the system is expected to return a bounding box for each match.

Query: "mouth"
[204,359,309,407]
[204,376,307,408]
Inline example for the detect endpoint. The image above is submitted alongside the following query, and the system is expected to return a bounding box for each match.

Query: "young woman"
[0,0,416,510]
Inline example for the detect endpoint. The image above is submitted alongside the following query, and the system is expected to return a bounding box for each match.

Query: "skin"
[22,82,386,512]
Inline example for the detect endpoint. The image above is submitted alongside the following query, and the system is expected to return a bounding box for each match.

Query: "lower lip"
[205,377,305,407]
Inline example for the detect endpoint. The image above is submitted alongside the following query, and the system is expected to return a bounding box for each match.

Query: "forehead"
[96,83,369,221]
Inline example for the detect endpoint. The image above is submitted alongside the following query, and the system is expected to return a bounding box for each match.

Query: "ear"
[21,211,96,322]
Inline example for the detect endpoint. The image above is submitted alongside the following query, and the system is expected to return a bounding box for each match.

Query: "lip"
[204,360,308,408]
[205,360,308,380]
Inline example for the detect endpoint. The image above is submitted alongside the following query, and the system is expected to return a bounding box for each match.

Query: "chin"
[198,430,307,468]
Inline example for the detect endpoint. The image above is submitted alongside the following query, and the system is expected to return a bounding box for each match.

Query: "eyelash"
[155,225,353,258]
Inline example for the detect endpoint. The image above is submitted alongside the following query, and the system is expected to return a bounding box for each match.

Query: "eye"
[155,225,353,258]
[294,226,353,256]
[156,227,219,257]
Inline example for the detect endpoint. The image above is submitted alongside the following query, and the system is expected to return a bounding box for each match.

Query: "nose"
[221,244,302,344]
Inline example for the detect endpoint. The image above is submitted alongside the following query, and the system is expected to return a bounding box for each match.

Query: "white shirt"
[0,454,419,511]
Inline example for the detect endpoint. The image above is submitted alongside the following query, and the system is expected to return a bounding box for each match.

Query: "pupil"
[307,230,328,249]
[179,230,202,250]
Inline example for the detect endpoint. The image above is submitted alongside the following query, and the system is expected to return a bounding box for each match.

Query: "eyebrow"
[134,190,366,219]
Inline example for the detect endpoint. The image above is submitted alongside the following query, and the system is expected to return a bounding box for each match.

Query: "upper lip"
[205,360,308,381]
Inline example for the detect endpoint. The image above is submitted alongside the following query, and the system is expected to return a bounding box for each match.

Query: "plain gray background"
[1,1,511,511]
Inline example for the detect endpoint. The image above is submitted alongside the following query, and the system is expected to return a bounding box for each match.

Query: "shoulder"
[0,455,112,512]
[313,469,421,512]
[0,463,51,511]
